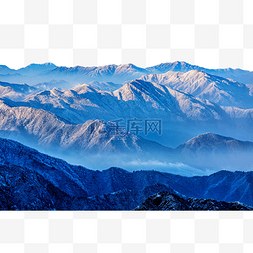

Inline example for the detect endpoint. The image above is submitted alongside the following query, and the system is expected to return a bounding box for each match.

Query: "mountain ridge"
[140,70,253,108]
[1,61,253,86]
[1,136,253,205]
[1,136,253,209]
[135,191,253,211]
[0,94,252,171]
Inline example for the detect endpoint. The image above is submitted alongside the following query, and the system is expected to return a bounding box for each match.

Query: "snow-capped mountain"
[176,133,253,170]
[34,79,71,90]
[148,61,253,84]
[39,61,253,86]
[1,64,251,127]
[221,106,253,119]
[1,71,253,153]
[140,70,253,108]
[1,77,253,154]
[22,79,229,124]
[1,61,253,87]
[0,100,171,156]
[113,79,227,121]
[0,81,37,101]
[16,62,57,76]
[203,67,253,85]
[177,132,253,152]
[88,80,121,91]
[1,61,253,210]
[0,96,251,171]
[146,61,199,74]
[0,63,58,85]
[45,63,149,85]
[22,86,117,124]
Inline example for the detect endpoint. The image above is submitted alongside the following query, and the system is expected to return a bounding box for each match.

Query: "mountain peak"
[177,132,253,155]
[104,167,129,173]
[118,63,136,68]
[0,65,11,69]
[173,60,188,65]
[22,62,57,69]
[147,61,198,73]
[114,63,147,75]
[180,132,234,148]
[27,62,56,67]
[194,132,234,141]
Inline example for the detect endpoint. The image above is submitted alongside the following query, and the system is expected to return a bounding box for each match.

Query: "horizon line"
[0,60,250,72]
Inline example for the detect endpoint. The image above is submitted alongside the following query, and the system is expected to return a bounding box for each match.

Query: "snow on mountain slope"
[177,132,253,152]
[176,133,253,170]
[146,61,199,74]
[113,63,149,77]
[23,85,118,124]
[1,61,253,88]
[34,79,72,90]
[47,63,149,84]
[22,79,229,124]
[43,61,253,86]
[221,106,253,119]
[0,100,171,154]
[246,83,253,96]
[2,77,253,153]
[113,79,226,121]
[148,61,253,85]
[204,67,253,85]
[140,70,253,108]
[88,80,122,91]
[0,63,58,85]
[16,62,57,76]
[0,81,37,101]
[58,63,148,78]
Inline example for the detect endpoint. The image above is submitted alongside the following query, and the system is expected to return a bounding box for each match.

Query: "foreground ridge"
[1,137,253,210]
[135,191,253,211]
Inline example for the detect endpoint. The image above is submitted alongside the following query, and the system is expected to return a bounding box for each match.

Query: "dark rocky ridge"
[135,191,253,211]
[0,164,175,210]
[1,137,253,209]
